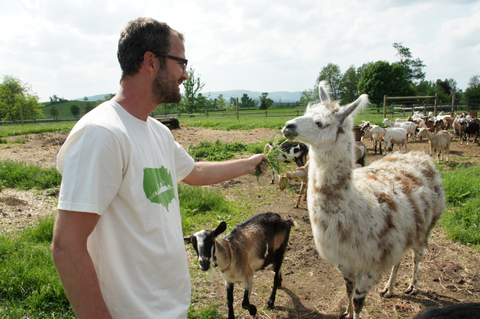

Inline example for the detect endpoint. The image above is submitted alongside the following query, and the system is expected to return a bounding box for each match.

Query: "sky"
[1,0,479,102]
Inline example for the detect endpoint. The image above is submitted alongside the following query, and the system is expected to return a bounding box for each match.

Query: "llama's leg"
[380,262,401,297]
[351,271,379,319]
[242,276,257,316]
[338,266,356,318]
[226,282,235,319]
[405,247,426,295]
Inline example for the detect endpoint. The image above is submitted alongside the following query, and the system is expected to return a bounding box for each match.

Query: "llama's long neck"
[308,136,356,214]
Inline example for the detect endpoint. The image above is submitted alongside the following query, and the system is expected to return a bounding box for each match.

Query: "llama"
[281,81,446,319]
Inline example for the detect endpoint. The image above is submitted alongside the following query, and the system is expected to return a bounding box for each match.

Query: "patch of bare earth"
[1,124,480,318]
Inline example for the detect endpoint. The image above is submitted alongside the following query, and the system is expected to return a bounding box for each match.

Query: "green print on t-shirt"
[143,167,175,211]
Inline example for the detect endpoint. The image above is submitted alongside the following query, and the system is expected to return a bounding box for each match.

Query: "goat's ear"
[184,236,192,245]
[214,221,227,237]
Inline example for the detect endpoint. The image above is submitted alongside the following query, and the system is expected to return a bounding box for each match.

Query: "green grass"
[0,161,62,191]
[440,163,480,246]
[0,122,75,138]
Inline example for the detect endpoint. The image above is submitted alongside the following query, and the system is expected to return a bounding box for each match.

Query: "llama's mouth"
[282,127,298,140]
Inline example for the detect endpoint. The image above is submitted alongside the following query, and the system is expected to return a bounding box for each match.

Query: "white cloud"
[0,0,479,101]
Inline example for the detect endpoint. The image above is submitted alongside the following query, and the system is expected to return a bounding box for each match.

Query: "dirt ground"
[1,124,480,318]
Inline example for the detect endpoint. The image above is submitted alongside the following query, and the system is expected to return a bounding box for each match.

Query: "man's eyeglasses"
[140,52,188,71]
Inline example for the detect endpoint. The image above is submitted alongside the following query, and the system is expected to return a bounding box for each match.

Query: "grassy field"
[1,116,479,318]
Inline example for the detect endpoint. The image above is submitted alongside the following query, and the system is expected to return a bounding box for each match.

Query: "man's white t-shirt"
[57,101,195,319]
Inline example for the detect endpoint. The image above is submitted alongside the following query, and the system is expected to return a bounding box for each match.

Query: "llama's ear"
[318,81,331,104]
[336,94,369,125]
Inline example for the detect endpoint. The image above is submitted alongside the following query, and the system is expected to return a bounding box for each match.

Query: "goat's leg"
[294,182,307,208]
[351,272,379,319]
[380,262,401,297]
[267,248,287,309]
[226,282,235,319]
[405,247,426,295]
[242,276,257,316]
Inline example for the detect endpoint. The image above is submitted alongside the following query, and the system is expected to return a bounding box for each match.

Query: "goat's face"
[184,221,227,271]
[282,81,369,149]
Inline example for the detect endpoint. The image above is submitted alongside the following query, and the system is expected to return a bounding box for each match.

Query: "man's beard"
[152,69,182,105]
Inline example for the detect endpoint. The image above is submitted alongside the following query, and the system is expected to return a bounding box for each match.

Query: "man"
[51,17,266,319]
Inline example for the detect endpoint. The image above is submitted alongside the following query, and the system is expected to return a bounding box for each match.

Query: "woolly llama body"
[282,81,446,319]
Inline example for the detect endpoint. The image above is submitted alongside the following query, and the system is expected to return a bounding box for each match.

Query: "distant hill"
[203,90,301,103]
[72,90,302,103]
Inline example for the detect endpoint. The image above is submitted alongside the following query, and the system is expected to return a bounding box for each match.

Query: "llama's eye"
[316,122,329,129]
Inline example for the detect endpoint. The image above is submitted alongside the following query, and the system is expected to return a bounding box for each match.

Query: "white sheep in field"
[417,128,452,163]
[383,118,418,142]
[370,125,408,155]
[282,81,445,319]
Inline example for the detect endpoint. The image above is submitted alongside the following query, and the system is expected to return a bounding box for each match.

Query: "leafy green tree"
[50,105,59,120]
[392,42,425,83]
[259,92,273,110]
[70,105,80,118]
[239,94,256,108]
[300,88,319,106]
[182,67,205,113]
[229,97,237,107]
[464,75,480,107]
[357,61,415,105]
[339,65,361,103]
[216,94,227,110]
[316,63,342,98]
[0,75,42,122]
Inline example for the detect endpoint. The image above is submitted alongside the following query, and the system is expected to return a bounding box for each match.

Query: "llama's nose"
[282,123,298,139]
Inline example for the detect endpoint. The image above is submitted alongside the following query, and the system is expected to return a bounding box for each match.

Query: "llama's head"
[282,81,369,149]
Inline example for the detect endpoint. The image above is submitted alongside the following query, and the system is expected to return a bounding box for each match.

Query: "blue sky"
[1,0,479,102]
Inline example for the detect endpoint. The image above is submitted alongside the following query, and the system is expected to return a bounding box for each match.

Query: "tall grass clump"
[188,140,248,161]
[440,163,480,245]
[179,184,250,234]
[0,215,75,318]
[0,161,62,190]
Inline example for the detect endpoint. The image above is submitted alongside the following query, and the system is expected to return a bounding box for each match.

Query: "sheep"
[413,303,480,319]
[383,118,418,142]
[282,81,445,319]
[264,141,308,183]
[417,128,452,162]
[278,161,309,208]
[184,211,294,319]
[370,125,408,155]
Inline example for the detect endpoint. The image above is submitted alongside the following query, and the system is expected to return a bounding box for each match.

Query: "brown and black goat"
[184,211,294,319]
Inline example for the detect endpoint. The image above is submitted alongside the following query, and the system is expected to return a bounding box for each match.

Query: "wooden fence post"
[383,95,387,118]
[434,93,439,116]
[236,98,239,120]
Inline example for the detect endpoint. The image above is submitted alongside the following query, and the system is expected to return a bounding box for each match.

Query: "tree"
[392,43,425,83]
[357,61,415,105]
[259,92,273,110]
[70,104,80,118]
[216,94,227,110]
[300,88,319,106]
[239,94,256,108]
[464,75,480,107]
[316,63,342,98]
[50,105,59,120]
[0,75,42,122]
[339,65,361,103]
[182,67,205,113]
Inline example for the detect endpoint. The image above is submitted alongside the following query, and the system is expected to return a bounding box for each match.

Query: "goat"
[460,120,479,146]
[184,211,294,319]
[417,128,452,163]
[413,303,480,319]
[383,118,418,142]
[361,121,383,154]
[354,140,367,167]
[282,81,445,319]
[264,141,308,183]
[370,125,408,155]
[278,161,309,208]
